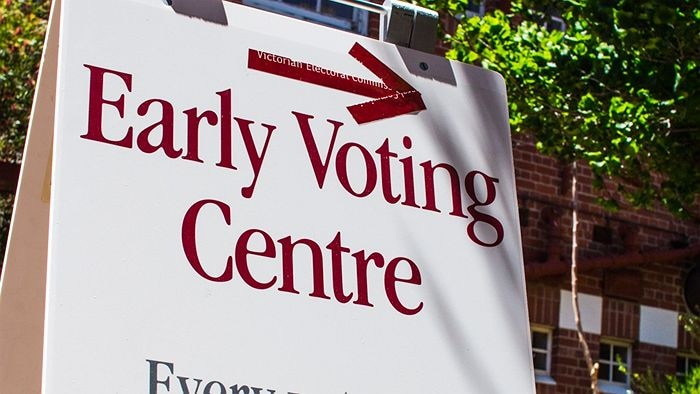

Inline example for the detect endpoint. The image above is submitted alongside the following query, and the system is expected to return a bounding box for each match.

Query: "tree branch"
[570,161,600,394]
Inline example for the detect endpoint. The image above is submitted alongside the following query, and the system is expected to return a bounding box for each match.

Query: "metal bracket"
[330,0,439,53]
[384,0,438,54]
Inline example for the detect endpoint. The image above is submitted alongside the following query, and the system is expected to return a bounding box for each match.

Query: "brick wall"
[601,298,638,340]
[528,283,560,327]
[518,130,700,392]
[550,330,600,394]
[515,134,700,260]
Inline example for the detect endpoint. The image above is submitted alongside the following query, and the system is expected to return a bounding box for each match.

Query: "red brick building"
[517,132,700,393]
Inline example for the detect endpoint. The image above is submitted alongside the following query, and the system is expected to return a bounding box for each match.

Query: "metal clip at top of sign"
[164,0,438,54]
[329,0,439,54]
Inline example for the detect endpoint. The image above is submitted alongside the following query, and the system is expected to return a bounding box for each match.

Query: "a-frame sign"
[0,0,535,392]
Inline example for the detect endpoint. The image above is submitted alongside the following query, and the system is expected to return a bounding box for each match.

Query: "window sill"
[534,374,556,386]
[598,382,633,394]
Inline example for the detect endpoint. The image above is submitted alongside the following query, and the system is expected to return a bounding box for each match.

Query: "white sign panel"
[44,0,535,392]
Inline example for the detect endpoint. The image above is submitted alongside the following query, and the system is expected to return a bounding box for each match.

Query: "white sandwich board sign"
[0,0,536,392]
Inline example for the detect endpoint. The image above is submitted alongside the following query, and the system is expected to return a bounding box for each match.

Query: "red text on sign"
[181,199,424,315]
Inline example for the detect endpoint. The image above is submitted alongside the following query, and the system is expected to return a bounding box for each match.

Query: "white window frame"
[676,353,700,377]
[598,339,632,394]
[543,15,566,31]
[531,325,556,385]
[243,0,369,35]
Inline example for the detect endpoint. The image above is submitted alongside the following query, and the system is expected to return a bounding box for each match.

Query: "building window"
[524,5,567,32]
[598,340,631,393]
[677,354,700,377]
[531,326,556,385]
[462,0,485,19]
[543,14,566,31]
[532,328,551,373]
[243,0,369,35]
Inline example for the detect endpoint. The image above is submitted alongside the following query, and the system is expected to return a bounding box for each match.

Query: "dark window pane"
[613,367,627,383]
[466,0,480,13]
[599,362,611,380]
[677,356,687,374]
[533,352,547,370]
[532,331,548,350]
[600,343,611,361]
[613,345,627,362]
[320,0,353,19]
[283,0,317,11]
[689,358,700,370]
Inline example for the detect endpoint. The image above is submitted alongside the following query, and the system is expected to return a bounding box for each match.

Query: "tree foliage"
[631,366,700,394]
[0,0,49,162]
[0,0,49,254]
[629,315,700,393]
[418,0,700,217]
